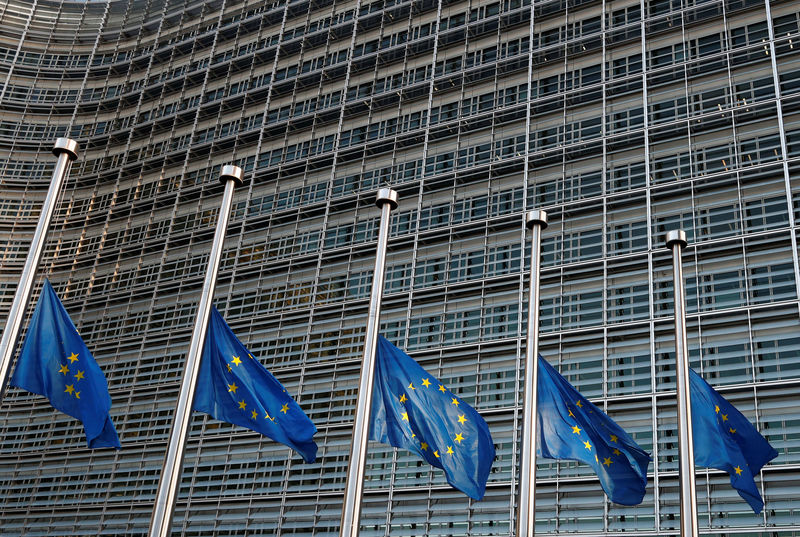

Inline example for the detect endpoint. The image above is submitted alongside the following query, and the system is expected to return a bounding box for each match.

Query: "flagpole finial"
[376,188,398,209]
[219,165,244,187]
[665,229,687,248]
[526,210,548,229]
[53,138,79,161]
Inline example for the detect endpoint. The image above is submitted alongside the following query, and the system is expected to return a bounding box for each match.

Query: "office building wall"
[1,0,799,534]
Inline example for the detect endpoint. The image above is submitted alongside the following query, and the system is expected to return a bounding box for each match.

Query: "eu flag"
[690,368,777,513]
[537,355,650,505]
[370,336,495,500]
[10,279,120,449]
[194,307,317,463]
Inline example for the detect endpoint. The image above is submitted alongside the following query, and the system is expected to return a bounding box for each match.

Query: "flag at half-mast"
[690,368,777,513]
[370,336,495,500]
[537,355,650,505]
[194,307,318,462]
[10,279,120,449]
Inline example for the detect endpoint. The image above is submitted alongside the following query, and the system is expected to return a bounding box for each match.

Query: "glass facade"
[1,0,799,534]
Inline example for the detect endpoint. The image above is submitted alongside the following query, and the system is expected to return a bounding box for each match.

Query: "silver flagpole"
[148,165,243,537]
[665,230,698,537]
[516,210,547,537]
[339,188,398,537]
[0,138,79,400]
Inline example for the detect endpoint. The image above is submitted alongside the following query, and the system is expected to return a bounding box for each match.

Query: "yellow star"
[613,448,621,456]
[734,466,743,475]
[457,414,467,425]
[64,384,75,395]
[568,408,575,417]
[231,356,242,366]
[251,410,258,420]
[583,440,592,450]
[451,398,459,406]
[74,370,85,381]
[572,425,582,434]
[438,384,446,392]
[265,411,271,420]
[238,400,247,410]
[58,364,69,375]
[434,450,440,458]
[408,382,415,390]
[446,446,454,455]
[610,434,618,443]
[729,427,736,434]
[603,457,613,467]
[411,433,416,438]
[721,414,728,422]
[595,454,599,462]
[454,433,464,444]
[576,400,583,408]
[248,353,255,360]
[420,442,428,450]
[67,353,79,363]
[715,405,720,413]
[401,412,409,421]
[399,393,408,403]
[74,391,80,399]
[281,403,289,414]
[227,364,232,372]
[421,378,431,388]
[228,383,238,393]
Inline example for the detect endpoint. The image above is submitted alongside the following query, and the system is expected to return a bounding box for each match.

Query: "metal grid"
[1,0,800,534]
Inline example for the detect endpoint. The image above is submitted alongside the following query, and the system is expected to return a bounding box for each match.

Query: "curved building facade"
[1,0,800,535]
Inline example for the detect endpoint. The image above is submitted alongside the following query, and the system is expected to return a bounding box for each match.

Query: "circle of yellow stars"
[715,404,743,477]
[396,377,469,460]
[57,352,84,400]
[225,353,291,426]
[568,399,623,468]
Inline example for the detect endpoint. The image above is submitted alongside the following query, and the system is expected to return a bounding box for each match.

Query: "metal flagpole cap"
[526,210,548,230]
[219,165,244,187]
[376,188,399,209]
[52,138,79,161]
[665,229,688,248]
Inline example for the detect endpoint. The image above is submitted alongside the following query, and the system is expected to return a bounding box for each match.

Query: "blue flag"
[690,368,777,513]
[194,307,317,463]
[10,279,120,449]
[370,336,495,500]
[537,355,650,505]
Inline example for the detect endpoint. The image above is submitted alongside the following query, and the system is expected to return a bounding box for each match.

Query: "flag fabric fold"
[537,355,650,505]
[369,336,495,500]
[10,279,121,449]
[689,368,777,513]
[194,307,318,463]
